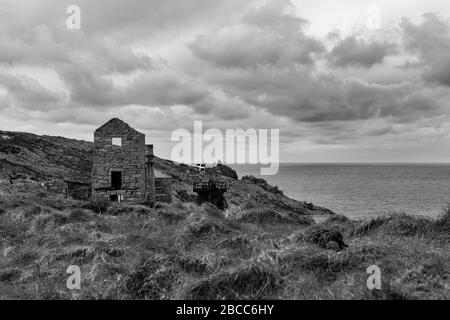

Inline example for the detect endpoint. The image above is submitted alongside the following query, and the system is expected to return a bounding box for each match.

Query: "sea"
[229,163,450,219]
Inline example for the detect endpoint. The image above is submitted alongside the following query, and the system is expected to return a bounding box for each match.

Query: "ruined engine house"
[91,118,157,204]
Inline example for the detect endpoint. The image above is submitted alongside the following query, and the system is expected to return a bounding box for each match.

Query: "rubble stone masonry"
[91,118,154,203]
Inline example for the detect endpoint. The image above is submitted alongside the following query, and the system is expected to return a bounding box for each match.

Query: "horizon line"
[229,162,450,165]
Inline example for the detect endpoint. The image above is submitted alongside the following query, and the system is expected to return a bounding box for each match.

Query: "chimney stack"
[145,144,155,204]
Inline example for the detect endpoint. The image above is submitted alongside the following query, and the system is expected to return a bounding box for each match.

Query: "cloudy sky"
[1,0,450,162]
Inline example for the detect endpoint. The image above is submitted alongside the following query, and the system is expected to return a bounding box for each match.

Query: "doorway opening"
[111,171,122,190]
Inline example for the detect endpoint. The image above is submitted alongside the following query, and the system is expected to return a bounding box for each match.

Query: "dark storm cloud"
[0,72,63,110]
[328,36,397,68]
[125,71,209,107]
[191,94,251,120]
[189,0,325,68]
[57,63,210,108]
[401,13,450,87]
[56,63,120,106]
[0,25,154,74]
[0,26,68,66]
[191,52,440,125]
[70,0,250,39]
[185,2,446,130]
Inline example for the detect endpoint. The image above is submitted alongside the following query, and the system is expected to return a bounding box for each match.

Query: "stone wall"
[155,177,172,203]
[92,118,147,203]
[145,144,155,204]
[42,179,68,197]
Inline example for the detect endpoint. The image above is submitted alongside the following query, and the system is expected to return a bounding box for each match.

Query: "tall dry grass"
[1,181,449,299]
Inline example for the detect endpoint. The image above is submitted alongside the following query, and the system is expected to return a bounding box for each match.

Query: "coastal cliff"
[0,129,333,216]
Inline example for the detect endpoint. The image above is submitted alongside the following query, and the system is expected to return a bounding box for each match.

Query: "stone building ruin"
[193,179,228,210]
[91,118,169,204]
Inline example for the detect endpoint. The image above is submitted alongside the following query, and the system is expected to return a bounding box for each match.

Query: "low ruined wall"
[155,178,172,203]
[92,189,142,203]
[42,179,69,198]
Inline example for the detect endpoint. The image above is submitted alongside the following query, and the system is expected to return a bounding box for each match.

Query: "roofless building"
[91,118,170,204]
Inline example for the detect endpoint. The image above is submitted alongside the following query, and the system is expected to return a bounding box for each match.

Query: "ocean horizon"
[230,163,450,218]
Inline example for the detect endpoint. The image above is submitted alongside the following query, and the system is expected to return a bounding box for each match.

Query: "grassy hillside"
[0,180,448,300]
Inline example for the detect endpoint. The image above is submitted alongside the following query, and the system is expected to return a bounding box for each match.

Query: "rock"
[206,163,238,179]
[306,202,315,210]
[241,175,283,195]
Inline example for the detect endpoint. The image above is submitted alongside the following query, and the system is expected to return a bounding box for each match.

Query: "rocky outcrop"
[0,131,92,199]
[0,131,92,184]
[206,163,238,179]
[241,175,283,195]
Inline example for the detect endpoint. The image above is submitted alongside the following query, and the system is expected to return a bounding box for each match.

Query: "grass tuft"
[125,254,180,299]
[181,262,283,299]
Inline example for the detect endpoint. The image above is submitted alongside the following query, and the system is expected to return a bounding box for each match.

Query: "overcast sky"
[1,0,450,162]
